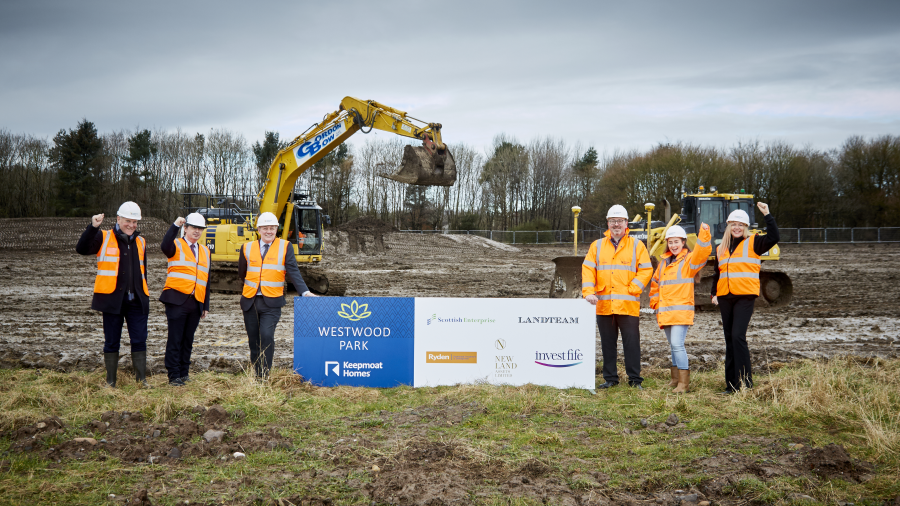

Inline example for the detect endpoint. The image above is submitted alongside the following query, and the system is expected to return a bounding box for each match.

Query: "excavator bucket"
[381,145,457,186]
[549,256,584,298]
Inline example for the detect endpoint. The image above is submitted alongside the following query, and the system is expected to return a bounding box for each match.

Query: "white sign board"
[412,298,595,389]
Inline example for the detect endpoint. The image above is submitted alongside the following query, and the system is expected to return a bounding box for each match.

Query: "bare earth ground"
[0,239,898,376]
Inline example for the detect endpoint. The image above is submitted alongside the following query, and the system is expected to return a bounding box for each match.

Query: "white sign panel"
[413,298,596,389]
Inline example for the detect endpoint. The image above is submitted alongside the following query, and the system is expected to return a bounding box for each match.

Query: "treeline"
[1,120,898,229]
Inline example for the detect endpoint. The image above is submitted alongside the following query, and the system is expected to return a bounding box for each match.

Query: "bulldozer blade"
[550,256,584,298]
[380,145,457,186]
[760,271,793,308]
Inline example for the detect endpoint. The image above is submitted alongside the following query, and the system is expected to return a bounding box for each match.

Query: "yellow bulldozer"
[550,188,793,308]
[189,97,457,295]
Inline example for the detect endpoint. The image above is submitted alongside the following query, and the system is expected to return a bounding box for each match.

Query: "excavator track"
[208,263,348,296]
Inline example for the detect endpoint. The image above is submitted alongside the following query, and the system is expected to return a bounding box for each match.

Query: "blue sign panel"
[294,297,414,387]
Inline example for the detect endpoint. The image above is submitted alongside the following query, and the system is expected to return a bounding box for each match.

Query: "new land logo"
[534,349,584,368]
[494,338,516,379]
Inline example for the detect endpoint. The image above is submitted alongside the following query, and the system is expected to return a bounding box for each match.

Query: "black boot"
[104,352,119,387]
[132,351,149,388]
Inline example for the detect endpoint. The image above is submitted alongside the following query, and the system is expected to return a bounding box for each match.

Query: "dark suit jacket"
[159,224,211,312]
[75,223,150,315]
[238,240,311,311]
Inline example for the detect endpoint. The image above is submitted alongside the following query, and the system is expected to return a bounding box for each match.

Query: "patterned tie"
[191,244,197,264]
[263,243,270,259]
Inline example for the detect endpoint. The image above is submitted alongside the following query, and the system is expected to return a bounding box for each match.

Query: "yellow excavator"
[194,97,457,294]
[550,188,793,308]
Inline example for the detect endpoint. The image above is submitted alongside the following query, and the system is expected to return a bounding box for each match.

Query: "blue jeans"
[663,325,689,370]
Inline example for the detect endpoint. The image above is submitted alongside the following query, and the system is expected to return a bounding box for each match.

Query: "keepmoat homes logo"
[534,349,584,368]
[427,313,496,325]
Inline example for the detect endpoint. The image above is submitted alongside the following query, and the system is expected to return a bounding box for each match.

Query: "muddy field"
[0,238,898,377]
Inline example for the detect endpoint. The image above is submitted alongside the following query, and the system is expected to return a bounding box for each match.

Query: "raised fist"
[91,213,104,228]
[174,217,186,227]
[700,222,710,231]
[757,202,770,215]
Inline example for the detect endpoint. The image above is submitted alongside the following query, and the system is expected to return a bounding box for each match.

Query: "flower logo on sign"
[338,300,371,321]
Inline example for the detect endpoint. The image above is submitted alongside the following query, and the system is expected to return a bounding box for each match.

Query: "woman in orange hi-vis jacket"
[711,202,780,394]
[648,223,711,393]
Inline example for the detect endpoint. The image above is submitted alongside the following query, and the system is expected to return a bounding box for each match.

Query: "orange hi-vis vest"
[648,226,712,327]
[94,229,149,295]
[716,234,761,297]
[581,231,653,317]
[164,238,210,302]
[242,239,288,298]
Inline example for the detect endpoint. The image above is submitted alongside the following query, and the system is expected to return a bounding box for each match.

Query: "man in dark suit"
[75,201,150,388]
[239,211,317,380]
[160,213,211,386]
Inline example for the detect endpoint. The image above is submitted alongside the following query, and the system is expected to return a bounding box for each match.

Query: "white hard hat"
[606,205,629,219]
[117,201,142,220]
[665,225,687,240]
[256,212,279,227]
[185,212,206,228]
[727,209,750,225]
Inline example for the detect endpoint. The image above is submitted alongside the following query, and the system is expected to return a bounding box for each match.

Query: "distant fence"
[400,228,900,244]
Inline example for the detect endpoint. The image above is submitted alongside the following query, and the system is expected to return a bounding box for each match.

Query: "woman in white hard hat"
[648,223,711,393]
[711,202,780,393]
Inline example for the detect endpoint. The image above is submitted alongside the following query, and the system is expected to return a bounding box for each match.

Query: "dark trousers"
[719,296,755,390]
[243,297,282,378]
[102,298,148,353]
[597,314,642,385]
[164,299,203,381]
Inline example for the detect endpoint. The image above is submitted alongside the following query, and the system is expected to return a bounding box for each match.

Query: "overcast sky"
[2,0,899,155]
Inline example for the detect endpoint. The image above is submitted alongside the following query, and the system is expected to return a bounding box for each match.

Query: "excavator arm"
[257,97,456,220]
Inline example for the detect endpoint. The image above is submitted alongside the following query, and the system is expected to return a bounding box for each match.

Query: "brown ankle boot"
[668,366,679,388]
[673,369,690,393]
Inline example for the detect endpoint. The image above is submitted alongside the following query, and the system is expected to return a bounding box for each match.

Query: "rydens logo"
[338,300,371,321]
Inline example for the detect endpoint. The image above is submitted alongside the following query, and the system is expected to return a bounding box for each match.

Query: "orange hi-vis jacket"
[581,231,653,317]
[648,226,712,327]
[716,234,762,297]
[94,229,149,295]
[242,239,289,298]
[163,238,210,303]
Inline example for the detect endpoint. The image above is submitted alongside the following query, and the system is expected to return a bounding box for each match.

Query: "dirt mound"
[804,443,874,482]
[8,409,293,465]
[335,217,397,234]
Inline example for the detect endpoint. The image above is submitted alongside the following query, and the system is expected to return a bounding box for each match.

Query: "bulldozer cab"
[679,193,756,244]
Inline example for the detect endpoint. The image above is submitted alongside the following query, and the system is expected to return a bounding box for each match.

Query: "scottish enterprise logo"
[427,313,496,325]
[534,349,584,368]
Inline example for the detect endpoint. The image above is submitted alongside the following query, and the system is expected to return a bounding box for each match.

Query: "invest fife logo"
[338,300,371,321]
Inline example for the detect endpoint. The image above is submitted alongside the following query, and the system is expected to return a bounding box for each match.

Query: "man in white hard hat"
[581,204,653,389]
[239,211,318,380]
[159,213,211,387]
[76,201,151,387]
